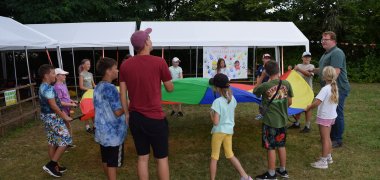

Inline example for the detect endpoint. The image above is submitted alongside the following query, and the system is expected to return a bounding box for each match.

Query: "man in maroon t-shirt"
[119,27,173,180]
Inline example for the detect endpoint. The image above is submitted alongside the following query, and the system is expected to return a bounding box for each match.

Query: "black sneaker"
[58,165,67,173]
[275,168,289,178]
[43,164,62,177]
[68,144,76,149]
[92,127,96,134]
[332,141,343,148]
[255,172,277,180]
[170,110,176,116]
[177,111,184,117]
[86,128,92,134]
[287,123,300,129]
[300,127,311,133]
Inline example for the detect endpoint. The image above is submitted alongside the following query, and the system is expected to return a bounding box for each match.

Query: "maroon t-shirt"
[119,55,172,119]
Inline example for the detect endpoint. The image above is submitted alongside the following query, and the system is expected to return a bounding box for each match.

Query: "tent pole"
[161,48,164,59]
[195,46,198,78]
[116,47,119,84]
[102,47,105,58]
[58,47,63,69]
[13,51,18,87]
[56,46,62,68]
[252,46,256,85]
[275,46,280,74]
[71,48,79,101]
[281,46,284,75]
[92,48,96,83]
[189,47,192,74]
[25,47,32,84]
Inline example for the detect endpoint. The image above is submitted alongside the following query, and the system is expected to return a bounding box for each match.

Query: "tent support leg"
[71,48,79,101]
[13,51,18,87]
[25,47,31,84]
[195,47,198,78]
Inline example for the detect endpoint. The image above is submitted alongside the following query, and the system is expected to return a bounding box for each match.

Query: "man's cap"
[130,28,152,51]
[55,68,69,75]
[209,74,230,88]
[172,57,180,62]
[302,51,312,57]
[263,53,271,59]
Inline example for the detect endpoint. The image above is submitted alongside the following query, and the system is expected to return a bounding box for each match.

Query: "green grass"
[0,83,379,179]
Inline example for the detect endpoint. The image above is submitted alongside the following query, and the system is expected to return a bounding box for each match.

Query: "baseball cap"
[209,74,230,88]
[55,68,69,75]
[263,53,271,59]
[130,28,152,51]
[302,51,312,57]
[172,57,180,62]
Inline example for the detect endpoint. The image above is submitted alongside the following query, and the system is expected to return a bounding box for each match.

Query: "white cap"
[302,51,312,57]
[55,68,69,75]
[172,57,180,62]
[262,53,271,59]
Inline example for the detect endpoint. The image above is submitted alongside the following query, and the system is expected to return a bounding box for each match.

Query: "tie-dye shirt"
[39,82,62,114]
[94,81,127,146]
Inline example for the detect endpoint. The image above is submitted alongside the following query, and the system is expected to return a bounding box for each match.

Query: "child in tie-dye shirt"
[94,57,127,180]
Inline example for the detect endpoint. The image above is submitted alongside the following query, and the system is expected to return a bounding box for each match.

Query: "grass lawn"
[0,83,379,179]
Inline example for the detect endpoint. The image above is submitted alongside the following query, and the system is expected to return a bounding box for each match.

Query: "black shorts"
[129,111,169,159]
[100,143,124,167]
[262,124,287,150]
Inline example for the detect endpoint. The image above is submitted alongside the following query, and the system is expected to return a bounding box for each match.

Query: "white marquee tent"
[0,16,59,85]
[27,22,136,98]
[0,16,58,50]
[27,22,136,53]
[140,21,310,77]
[140,21,309,50]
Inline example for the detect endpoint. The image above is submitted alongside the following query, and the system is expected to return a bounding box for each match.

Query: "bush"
[347,53,380,83]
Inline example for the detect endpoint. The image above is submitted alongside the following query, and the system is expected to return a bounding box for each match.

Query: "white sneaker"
[240,175,253,180]
[327,156,333,164]
[311,158,328,169]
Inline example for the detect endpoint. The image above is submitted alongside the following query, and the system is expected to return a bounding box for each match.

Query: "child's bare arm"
[120,82,129,124]
[61,101,77,107]
[294,66,313,77]
[48,99,72,122]
[113,109,124,117]
[288,97,293,107]
[305,99,322,111]
[210,110,219,125]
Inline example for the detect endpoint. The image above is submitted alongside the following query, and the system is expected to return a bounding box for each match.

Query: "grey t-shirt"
[296,63,315,89]
[319,46,350,93]
[80,71,94,89]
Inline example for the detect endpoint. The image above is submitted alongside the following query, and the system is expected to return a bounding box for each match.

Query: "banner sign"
[4,90,17,106]
[203,47,248,79]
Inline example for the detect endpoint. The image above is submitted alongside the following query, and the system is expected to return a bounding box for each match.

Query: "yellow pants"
[211,133,234,160]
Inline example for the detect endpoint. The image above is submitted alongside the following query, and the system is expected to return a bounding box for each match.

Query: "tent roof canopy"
[140,21,309,50]
[27,22,136,49]
[0,16,58,50]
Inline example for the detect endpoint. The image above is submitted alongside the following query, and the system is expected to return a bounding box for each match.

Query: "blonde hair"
[215,87,233,103]
[322,66,339,103]
[78,59,91,74]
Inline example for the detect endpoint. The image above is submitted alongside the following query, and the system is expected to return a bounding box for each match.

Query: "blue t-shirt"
[210,96,237,134]
[39,82,62,114]
[256,65,269,82]
[94,82,127,147]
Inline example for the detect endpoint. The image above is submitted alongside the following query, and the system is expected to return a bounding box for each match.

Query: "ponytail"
[330,79,339,104]
[322,66,339,104]
[216,87,232,103]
